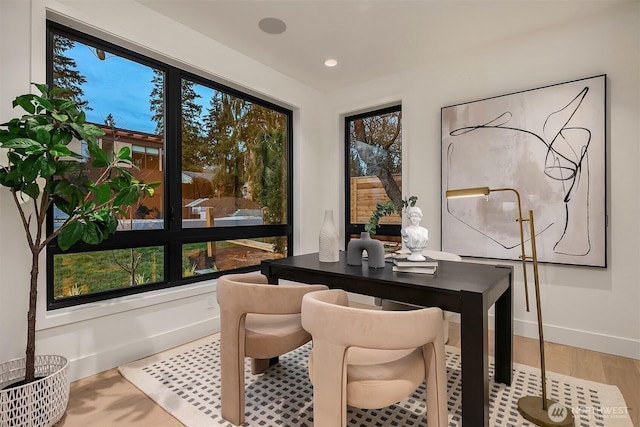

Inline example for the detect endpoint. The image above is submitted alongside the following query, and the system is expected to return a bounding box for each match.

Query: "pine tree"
[52,34,89,110]
[149,70,164,136]
[180,79,205,173]
[200,90,288,224]
[204,92,246,201]
[243,104,286,224]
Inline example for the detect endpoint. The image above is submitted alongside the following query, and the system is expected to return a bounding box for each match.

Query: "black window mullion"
[165,68,182,282]
[286,112,294,256]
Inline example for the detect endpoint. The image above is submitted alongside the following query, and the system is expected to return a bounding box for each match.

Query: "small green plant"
[365,196,418,235]
[68,283,85,296]
[183,263,197,277]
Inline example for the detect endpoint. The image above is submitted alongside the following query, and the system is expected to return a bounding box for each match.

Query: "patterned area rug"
[119,335,631,427]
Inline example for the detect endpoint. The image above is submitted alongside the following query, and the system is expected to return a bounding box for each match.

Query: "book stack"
[391,256,438,274]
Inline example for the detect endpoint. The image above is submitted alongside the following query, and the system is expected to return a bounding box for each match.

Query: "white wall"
[325,2,640,358]
[0,0,34,371]
[1,0,637,385]
[0,0,330,380]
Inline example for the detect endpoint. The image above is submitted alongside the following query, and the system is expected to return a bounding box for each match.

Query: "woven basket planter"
[0,355,69,427]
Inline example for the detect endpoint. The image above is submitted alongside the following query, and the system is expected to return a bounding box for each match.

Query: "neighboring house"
[182,197,263,227]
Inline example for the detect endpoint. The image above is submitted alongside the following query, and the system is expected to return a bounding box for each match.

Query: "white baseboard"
[450,315,638,359]
[513,317,640,360]
[347,294,639,359]
[68,316,221,382]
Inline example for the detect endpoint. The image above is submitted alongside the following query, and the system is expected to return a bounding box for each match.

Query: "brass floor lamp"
[446,186,574,427]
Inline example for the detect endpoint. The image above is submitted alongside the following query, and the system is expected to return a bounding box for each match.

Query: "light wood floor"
[57,322,639,427]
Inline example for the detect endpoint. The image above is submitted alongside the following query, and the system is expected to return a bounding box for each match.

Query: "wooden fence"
[350,175,402,224]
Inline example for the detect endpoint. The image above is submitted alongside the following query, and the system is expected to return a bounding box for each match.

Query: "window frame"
[45,21,294,310]
[343,105,402,248]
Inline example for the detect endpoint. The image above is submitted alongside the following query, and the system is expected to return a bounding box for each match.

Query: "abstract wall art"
[441,75,606,267]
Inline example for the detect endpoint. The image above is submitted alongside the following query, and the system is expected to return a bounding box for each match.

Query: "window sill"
[36,280,217,331]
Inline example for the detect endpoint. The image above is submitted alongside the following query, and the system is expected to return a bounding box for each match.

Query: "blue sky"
[69,43,157,134]
[69,42,215,135]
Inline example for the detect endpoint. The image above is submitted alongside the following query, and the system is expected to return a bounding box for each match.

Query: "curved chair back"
[217,273,327,425]
[301,289,448,427]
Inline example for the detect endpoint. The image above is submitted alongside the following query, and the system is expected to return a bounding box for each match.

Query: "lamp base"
[518,396,574,426]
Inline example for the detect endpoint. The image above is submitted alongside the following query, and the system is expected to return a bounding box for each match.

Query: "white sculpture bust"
[401,206,429,261]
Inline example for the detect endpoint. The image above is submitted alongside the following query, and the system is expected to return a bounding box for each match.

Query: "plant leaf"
[57,220,84,251]
[23,182,40,199]
[82,221,100,245]
[1,137,40,149]
[37,157,57,178]
[87,141,109,165]
[50,144,72,157]
[116,146,132,160]
[113,187,139,207]
[57,100,76,111]
[33,83,48,94]
[91,158,109,168]
[13,95,36,114]
[51,113,69,122]
[95,184,111,205]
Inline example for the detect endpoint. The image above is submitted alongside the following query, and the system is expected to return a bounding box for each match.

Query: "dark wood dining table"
[261,251,513,427]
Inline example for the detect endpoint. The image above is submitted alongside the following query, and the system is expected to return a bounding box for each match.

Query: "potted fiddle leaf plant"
[0,83,157,426]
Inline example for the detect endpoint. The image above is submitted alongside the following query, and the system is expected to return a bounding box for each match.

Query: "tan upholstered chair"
[216,273,328,425]
[381,249,462,343]
[301,289,448,427]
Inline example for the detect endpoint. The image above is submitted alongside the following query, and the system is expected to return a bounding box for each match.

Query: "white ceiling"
[137,0,631,93]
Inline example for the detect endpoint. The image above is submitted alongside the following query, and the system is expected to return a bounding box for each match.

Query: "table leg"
[460,291,489,427]
[261,262,277,284]
[494,275,513,385]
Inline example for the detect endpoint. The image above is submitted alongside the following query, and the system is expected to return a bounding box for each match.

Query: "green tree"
[180,79,205,172]
[198,90,288,227]
[204,92,247,202]
[51,34,89,110]
[350,111,402,206]
[243,104,287,224]
[149,69,164,135]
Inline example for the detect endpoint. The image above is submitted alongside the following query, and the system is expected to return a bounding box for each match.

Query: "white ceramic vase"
[319,210,339,262]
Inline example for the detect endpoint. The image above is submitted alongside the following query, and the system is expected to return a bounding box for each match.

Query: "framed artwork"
[441,75,606,267]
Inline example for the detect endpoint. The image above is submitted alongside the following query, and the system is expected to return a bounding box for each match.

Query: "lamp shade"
[445,187,490,199]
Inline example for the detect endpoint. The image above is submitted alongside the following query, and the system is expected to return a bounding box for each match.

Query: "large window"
[46,22,292,309]
[344,106,402,249]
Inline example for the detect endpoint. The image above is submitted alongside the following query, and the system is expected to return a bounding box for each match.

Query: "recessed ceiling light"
[324,59,338,67]
[258,17,287,35]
